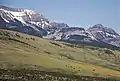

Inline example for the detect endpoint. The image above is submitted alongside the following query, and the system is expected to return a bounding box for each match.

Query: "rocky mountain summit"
[0,5,120,48]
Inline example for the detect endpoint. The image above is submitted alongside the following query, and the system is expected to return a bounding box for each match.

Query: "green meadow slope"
[0,29,120,79]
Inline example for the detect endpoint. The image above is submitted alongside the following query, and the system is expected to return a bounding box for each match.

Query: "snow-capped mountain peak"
[0,5,120,48]
[0,5,51,37]
[87,24,120,48]
[88,24,119,39]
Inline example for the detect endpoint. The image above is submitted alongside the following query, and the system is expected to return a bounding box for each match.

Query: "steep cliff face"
[87,24,120,47]
[0,5,50,37]
[0,5,120,48]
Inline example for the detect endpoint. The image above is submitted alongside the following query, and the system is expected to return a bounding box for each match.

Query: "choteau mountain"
[0,5,120,48]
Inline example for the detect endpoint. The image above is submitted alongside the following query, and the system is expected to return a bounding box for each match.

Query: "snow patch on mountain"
[0,5,120,48]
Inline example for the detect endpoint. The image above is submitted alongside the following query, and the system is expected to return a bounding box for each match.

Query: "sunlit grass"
[0,29,120,79]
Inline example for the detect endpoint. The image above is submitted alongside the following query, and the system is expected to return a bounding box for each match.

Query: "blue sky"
[1,0,120,33]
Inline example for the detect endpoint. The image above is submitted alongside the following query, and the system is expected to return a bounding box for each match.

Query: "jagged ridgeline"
[0,5,120,81]
[0,5,120,49]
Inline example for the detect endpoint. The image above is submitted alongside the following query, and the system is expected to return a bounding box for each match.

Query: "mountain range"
[0,5,120,80]
[0,5,120,48]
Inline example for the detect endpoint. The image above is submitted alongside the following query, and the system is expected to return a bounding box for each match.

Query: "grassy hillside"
[0,29,120,80]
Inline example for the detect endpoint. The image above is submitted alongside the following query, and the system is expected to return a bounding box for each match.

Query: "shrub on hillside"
[104,49,113,54]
